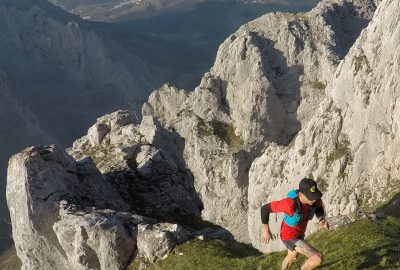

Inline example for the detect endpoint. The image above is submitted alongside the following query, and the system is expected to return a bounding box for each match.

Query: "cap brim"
[304,189,322,201]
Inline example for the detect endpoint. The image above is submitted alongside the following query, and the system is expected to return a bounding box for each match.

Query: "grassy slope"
[2,217,399,269]
[0,247,21,270]
[143,217,400,270]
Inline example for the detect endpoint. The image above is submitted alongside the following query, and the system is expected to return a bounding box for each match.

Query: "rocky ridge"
[248,0,400,252]
[0,0,157,253]
[0,0,161,154]
[7,111,233,270]
[142,0,377,243]
[48,0,319,22]
[7,0,400,269]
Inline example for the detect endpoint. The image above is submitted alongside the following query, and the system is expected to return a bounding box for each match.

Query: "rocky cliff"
[7,111,233,270]
[0,0,158,253]
[7,0,400,269]
[0,0,156,145]
[142,0,377,243]
[248,0,400,252]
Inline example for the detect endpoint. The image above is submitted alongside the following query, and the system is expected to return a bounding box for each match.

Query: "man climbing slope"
[260,178,329,270]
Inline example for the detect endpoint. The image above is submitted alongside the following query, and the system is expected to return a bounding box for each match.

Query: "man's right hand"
[261,224,272,244]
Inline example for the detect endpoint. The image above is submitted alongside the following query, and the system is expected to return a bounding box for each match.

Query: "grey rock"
[137,223,191,263]
[88,123,110,146]
[248,0,400,253]
[195,228,235,241]
[142,0,377,243]
[53,208,138,270]
[68,111,203,220]
[6,139,205,269]
[8,1,397,268]
[6,145,128,270]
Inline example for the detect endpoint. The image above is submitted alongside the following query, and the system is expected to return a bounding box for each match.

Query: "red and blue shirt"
[270,198,323,240]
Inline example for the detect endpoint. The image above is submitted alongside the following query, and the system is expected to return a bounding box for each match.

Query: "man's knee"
[286,251,298,262]
[310,253,323,266]
[289,253,297,263]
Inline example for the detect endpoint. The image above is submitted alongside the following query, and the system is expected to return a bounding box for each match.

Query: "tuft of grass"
[302,217,400,270]
[142,217,400,270]
[310,81,326,92]
[176,108,194,118]
[145,239,284,270]
[210,120,244,154]
[326,134,352,167]
[352,51,372,76]
[196,118,244,154]
[0,247,21,270]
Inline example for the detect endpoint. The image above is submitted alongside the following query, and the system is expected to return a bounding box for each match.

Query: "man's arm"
[261,203,272,224]
[315,202,325,221]
[260,203,273,243]
[315,199,330,229]
[260,199,294,244]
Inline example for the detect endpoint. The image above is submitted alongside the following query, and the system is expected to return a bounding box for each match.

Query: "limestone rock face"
[248,0,400,253]
[0,73,56,251]
[8,1,399,267]
[144,79,252,242]
[6,111,207,269]
[326,0,400,211]
[68,111,203,219]
[137,223,191,263]
[53,208,145,270]
[0,1,155,144]
[6,145,128,270]
[211,0,376,147]
[142,0,376,242]
[0,0,158,251]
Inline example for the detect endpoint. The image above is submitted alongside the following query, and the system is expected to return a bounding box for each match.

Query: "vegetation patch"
[145,217,400,270]
[210,120,244,154]
[0,247,21,270]
[176,108,194,118]
[196,116,214,137]
[353,50,372,76]
[315,177,328,192]
[3,218,400,270]
[309,80,326,92]
[326,134,352,167]
[374,192,400,218]
[281,12,307,20]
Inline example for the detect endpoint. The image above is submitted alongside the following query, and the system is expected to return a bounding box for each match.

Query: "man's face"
[299,193,316,205]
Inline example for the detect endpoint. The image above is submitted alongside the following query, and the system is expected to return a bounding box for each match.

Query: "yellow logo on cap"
[310,186,316,192]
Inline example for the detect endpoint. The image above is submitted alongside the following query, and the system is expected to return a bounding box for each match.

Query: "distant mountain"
[48,0,319,21]
[0,0,158,253]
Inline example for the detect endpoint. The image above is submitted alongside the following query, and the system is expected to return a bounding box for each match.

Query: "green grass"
[352,51,372,76]
[196,118,244,154]
[302,217,400,270]
[310,81,326,92]
[326,135,352,167]
[3,217,400,270]
[141,217,400,270]
[143,239,284,270]
[0,247,21,270]
[210,120,244,154]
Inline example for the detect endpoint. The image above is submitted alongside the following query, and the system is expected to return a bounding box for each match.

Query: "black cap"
[299,178,322,201]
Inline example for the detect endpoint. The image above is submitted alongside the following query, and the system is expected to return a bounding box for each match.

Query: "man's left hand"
[319,219,330,230]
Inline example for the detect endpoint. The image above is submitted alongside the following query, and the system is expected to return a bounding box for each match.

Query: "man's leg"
[294,240,323,270]
[281,249,298,270]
